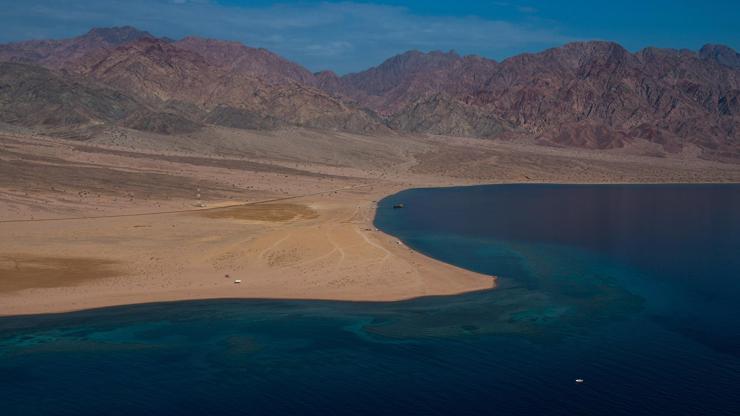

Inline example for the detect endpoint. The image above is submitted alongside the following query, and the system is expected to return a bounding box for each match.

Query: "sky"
[1,0,738,74]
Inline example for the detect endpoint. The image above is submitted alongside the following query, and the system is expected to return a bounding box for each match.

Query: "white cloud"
[0,0,575,73]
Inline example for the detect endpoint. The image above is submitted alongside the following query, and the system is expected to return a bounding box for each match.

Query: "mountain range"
[1,26,738,160]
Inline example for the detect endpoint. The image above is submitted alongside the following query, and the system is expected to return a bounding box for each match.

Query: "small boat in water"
[393,203,405,209]
[575,379,584,384]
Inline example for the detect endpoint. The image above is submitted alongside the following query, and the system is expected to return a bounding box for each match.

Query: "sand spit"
[1,127,738,316]
[0,186,493,316]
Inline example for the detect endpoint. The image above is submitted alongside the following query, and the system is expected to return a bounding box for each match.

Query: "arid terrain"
[2,122,739,316]
[1,26,739,315]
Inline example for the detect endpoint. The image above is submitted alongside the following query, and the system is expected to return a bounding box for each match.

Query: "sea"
[1,184,739,415]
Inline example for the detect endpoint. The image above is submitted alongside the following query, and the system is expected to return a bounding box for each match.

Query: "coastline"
[5,181,740,317]
[3,127,740,317]
[0,183,496,317]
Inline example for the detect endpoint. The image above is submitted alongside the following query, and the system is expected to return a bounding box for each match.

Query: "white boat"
[575,379,584,384]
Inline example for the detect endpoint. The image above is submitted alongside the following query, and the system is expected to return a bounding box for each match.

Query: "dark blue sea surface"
[1,184,739,415]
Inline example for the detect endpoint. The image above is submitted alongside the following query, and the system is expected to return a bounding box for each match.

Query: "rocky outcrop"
[477,42,739,157]
[338,50,498,115]
[0,62,197,134]
[333,41,739,158]
[390,93,509,138]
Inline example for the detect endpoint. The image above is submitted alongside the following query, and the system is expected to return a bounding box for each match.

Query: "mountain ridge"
[0,27,737,159]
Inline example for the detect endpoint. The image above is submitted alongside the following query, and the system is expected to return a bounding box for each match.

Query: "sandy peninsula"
[2,126,739,316]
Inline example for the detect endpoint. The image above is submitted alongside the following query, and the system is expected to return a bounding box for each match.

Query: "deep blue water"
[1,184,739,415]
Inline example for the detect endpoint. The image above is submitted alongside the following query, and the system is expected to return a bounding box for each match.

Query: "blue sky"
[1,0,738,73]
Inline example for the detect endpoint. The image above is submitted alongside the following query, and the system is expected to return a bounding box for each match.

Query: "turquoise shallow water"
[1,184,739,415]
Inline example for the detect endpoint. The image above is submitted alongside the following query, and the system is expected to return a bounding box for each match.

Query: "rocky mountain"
[0,29,383,135]
[0,26,152,68]
[0,62,198,135]
[475,42,739,156]
[389,93,510,138]
[174,37,318,86]
[332,50,498,115]
[0,27,738,159]
[700,44,740,69]
[75,37,381,132]
[329,41,739,158]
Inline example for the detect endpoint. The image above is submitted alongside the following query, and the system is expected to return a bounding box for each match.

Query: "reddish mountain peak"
[541,41,633,66]
[119,36,176,51]
[79,35,213,102]
[314,70,348,98]
[315,70,338,78]
[371,49,494,74]
[343,49,495,94]
[337,49,498,114]
[369,49,466,73]
[491,40,638,85]
[176,36,279,58]
[177,36,247,51]
[0,26,153,69]
[404,49,461,59]
[174,36,317,86]
[81,26,153,46]
[637,46,695,59]
[100,36,194,64]
[699,44,740,68]
[91,36,210,73]
[560,40,627,52]
[174,36,266,65]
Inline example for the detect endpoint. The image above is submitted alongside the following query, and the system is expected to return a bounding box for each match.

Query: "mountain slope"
[337,50,498,115]
[473,42,739,155]
[332,42,739,157]
[389,93,510,138]
[0,62,198,134]
[75,37,383,132]
[174,37,318,86]
[0,31,384,134]
[0,26,152,68]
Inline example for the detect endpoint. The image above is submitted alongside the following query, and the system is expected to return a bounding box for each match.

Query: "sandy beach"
[2,126,739,316]
[0,184,494,316]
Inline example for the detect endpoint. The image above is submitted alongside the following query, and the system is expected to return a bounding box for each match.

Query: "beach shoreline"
[2,128,739,317]
[0,183,496,317]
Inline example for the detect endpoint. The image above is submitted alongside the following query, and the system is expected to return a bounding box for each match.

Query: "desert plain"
[2,124,739,316]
